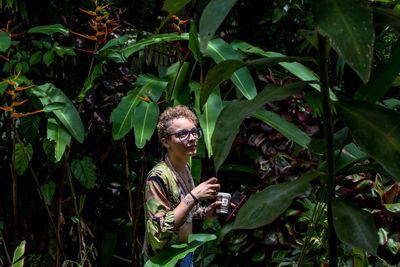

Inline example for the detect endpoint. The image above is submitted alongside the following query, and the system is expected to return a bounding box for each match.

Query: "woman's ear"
[161,137,170,149]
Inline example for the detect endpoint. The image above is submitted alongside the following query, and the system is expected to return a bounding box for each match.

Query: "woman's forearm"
[172,193,197,229]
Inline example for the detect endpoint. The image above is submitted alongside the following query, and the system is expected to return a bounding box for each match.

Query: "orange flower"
[70,31,97,41]
[0,53,10,61]
[10,110,43,118]
[0,106,12,112]
[96,4,109,11]
[15,85,34,91]
[12,99,28,107]
[79,8,97,16]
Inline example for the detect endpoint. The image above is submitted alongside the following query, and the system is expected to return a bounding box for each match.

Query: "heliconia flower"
[15,85,34,91]
[70,31,97,41]
[74,47,95,54]
[171,15,179,20]
[5,90,14,96]
[157,99,166,105]
[137,95,150,102]
[12,99,28,106]
[3,79,16,86]
[10,110,43,118]
[96,4,109,11]
[179,19,192,25]
[96,14,109,21]
[96,31,106,36]
[10,32,25,38]
[88,21,98,31]
[106,25,121,33]
[79,8,97,16]
[0,106,12,112]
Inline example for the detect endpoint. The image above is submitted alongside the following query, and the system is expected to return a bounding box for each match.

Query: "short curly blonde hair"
[157,105,198,139]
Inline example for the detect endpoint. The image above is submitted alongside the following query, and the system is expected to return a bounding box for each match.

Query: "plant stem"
[122,139,136,266]
[317,34,337,267]
[11,120,18,246]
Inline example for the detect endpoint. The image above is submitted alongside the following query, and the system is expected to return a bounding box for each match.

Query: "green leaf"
[53,45,76,57]
[231,40,328,96]
[355,40,400,103]
[122,33,189,59]
[28,24,69,35]
[212,81,308,171]
[193,81,222,158]
[29,51,42,66]
[21,116,40,144]
[11,240,26,267]
[15,142,33,176]
[199,0,237,52]
[111,90,139,140]
[43,102,66,112]
[205,39,257,100]
[189,158,202,185]
[233,172,318,230]
[71,156,96,189]
[43,50,54,67]
[335,99,400,182]
[47,118,71,162]
[76,63,103,102]
[384,203,400,213]
[97,35,128,53]
[133,74,168,102]
[332,198,379,254]
[40,181,56,205]
[252,110,311,148]
[0,30,11,52]
[0,82,8,96]
[312,0,374,83]
[133,101,159,149]
[101,232,118,267]
[33,83,84,143]
[162,0,191,14]
[170,62,190,106]
[145,234,216,267]
[189,21,202,62]
[218,164,259,176]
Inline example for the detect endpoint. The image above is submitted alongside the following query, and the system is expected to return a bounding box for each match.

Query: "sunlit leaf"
[336,99,400,182]
[206,38,257,101]
[33,83,84,143]
[312,0,374,83]
[11,240,26,267]
[71,156,96,189]
[133,74,168,102]
[212,81,308,171]
[189,21,202,63]
[133,101,159,149]
[384,203,400,213]
[233,172,318,230]
[47,118,71,162]
[332,198,379,254]
[199,0,237,52]
[28,24,69,35]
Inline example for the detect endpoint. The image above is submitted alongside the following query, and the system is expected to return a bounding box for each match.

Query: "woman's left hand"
[204,201,222,219]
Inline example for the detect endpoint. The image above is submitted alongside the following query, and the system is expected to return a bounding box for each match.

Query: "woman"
[144,105,221,266]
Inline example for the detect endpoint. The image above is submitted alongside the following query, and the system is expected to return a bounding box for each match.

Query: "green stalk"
[317,34,337,266]
[122,139,136,266]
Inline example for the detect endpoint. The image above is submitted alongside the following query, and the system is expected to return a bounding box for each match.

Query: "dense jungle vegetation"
[1,0,400,266]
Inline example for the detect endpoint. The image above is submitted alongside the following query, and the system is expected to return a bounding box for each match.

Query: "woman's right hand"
[191,177,220,201]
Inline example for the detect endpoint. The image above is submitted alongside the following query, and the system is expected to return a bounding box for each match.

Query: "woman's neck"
[166,152,188,172]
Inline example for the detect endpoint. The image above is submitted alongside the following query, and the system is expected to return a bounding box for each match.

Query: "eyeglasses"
[167,128,203,142]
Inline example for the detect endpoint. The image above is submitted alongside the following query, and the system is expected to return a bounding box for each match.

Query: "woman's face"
[162,117,198,159]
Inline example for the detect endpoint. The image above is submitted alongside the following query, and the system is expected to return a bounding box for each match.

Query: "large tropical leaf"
[169,62,191,106]
[133,101,159,149]
[133,74,167,102]
[0,81,7,96]
[76,63,103,102]
[0,30,11,52]
[15,142,33,176]
[192,82,222,158]
[199,0,237,52]
[33,83,84,143]
[335,99,400,182]
[312,0,374,83]
[47,118,71,162]
[71,156,96,189]
[373,6,400,32]
[111,90,140,140]
[21,116,40,144]
[189,21,202,63]
[205,38,257,100]
[231,40,325,94]
[233,172,318,229]
[200,57,314,109]
[145,234,216,267]
[212,81,308,171]
[122,33,189,59]
[252,110,311,148]
[28,24,69,35]
[355,40,400,103]
[162,0,191,14]
[332,198,379,254]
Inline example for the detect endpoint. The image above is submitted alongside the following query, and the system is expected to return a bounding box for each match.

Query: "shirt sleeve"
[144,174,178,251]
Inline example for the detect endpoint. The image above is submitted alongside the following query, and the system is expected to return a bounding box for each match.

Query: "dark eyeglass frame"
[166,128,203,142]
